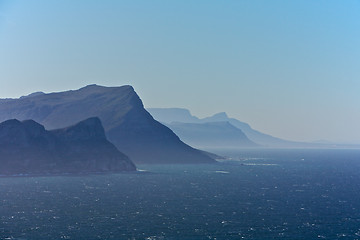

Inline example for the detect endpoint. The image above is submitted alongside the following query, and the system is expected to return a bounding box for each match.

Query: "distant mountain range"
[0,85,215,164]
[166,121,258,149]
[0,117,136,175]
[147,108,349,148]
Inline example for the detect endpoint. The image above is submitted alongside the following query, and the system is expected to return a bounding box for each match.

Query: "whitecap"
[243,163,278,166]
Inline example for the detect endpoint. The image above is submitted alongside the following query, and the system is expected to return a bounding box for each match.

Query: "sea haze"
[1,149,360,239]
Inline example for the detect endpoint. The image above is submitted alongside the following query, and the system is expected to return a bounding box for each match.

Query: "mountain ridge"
[166,121,258,149]
[0,85,215,164]
[147,108,309,147]
[0,117,136,175]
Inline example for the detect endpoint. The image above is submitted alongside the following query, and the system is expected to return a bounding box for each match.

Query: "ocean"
[1,149,360,240]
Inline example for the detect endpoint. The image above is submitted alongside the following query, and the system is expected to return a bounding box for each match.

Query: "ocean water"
[1,149,360,240]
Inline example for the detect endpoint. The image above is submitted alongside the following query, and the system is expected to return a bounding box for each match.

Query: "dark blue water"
[1,149,360,240]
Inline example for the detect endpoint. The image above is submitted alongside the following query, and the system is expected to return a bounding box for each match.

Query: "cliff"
[0,85,215,164]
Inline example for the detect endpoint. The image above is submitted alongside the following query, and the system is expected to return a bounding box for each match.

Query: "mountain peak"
[0,85,215,164]
[52,117,106,141]
[20,92,45,99]
[209,112,229,120]
[0,119,21,127]
[147,108,200,123]
[21,119,47,136]
[0,118,136,174]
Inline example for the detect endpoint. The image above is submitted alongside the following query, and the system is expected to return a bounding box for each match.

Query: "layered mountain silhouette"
[166,121,258,149]
[0,85,215,164]
[147,108,309,148]
[0,117,136,175]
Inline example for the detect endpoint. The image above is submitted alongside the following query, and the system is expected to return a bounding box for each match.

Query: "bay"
[1,149,360,240]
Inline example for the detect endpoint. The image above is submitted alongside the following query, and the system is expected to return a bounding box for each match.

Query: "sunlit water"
[1,149,360,240]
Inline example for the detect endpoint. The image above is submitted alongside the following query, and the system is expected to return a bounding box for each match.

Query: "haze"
[0,0,359,144]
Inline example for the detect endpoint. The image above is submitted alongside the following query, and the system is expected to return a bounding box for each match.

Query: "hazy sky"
[0,0,359,143]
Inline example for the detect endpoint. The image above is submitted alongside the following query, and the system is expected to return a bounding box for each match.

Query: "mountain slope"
[0,117,136,174]
[147,108,200,123]
[0,85,215,164]
[147,108,302,147]
[199,112,296,147]
[166,121,258,149]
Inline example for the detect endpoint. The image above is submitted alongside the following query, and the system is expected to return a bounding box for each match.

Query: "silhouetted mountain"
[0,117,136,175]
[166,121,258,149]
[20,92,45,99]
[199,112,296,147]
[0,85,215,164]
[148,108,200,123]
[147,108,306,147]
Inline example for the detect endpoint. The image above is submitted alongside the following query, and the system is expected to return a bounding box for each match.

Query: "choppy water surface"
[1,149,360,240]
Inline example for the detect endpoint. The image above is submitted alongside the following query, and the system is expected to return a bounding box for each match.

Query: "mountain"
[0,85,215,164]
[199,112,298,147]
[20,92,45,99]
[147,108,306,147]
[166,121,258,149]
[147,108,200,123]
[0,117,136,175]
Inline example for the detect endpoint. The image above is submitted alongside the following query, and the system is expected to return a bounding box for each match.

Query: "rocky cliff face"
[0,117,136,175]
[0,85,215,164]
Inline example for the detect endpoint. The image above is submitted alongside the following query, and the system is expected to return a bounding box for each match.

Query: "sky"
[0,0,359,144]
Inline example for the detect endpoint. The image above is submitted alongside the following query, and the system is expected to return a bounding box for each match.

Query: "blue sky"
[0,0,359,143]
